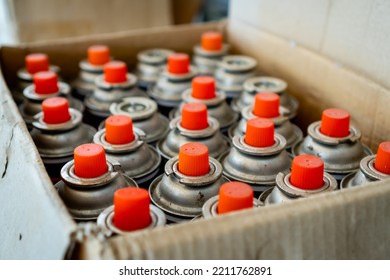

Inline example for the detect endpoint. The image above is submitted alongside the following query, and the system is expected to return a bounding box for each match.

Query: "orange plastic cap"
[74,144,108,178]
[290,155,324,190]
[253,92,280,118]
[42,97,71,124]
[244,118,275,147]
[178,143,210,176]
[113,188,151,231]
[374,142,390,174]
[33,71,59,94]
[25,53,49,74]
[201,31,223,51]
[218,182,253,214]
[88,45,110,66]
[105,115,135,145]
[192,76,216,100]
[181,103,208,130]
[167,53,190,74]
[104,61,128,83]
[320,108,350,137]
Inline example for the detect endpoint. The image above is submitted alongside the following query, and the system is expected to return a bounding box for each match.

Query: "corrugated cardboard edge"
[91,20,390,259]
[0,67,77,259]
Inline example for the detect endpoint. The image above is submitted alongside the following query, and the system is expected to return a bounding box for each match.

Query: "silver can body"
[192,43,229,76]
[72,59,106,99]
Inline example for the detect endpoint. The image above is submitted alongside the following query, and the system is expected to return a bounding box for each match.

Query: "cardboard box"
[1,4,390,259]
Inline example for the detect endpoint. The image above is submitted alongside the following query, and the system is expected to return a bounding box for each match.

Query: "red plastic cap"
[178,143,210,176]
[104,61,128,83]
[290,155,324,190]
[167,53,190,74]
[25,53,49,74]
[244,118,275,147]
[181,103,208,130]
[33,71,59,94]
[374,142,390,174]
[218,182,253,214]
[320,108,350,137]
[192,76,216,100]
[74,144,108,178]
[113,188,151,231]
[201,31,223,51]
[253,92,280,118]
[88,45,110,66]
[42,97,71,124]
[105,115,135,145]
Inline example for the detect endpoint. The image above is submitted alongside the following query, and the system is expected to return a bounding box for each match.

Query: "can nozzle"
[181,103,209,130]
[201,31,223,51]
[42,97,71,124]
[113,188,151,231]
[218,182,253,214]
[167,53,190,74]
[105,115,135,145]
[253,92,280,118]
[374,142,390,174]
[74,144,108,178]
[245,118,275,148]
[88,45,110,66]
[192,76,216,100]
[104,61,128,84]
[26,53,49,75]
[33,71,59,94]
[320,108,350,138]
[290,155,324,190]
[178,142,210,176]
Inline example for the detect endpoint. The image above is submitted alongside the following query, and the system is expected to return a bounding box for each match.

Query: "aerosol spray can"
[292,108,372,181]
[341,142,390,188]
[157,103,230,162]
[72,45,111,100]
[201,182,261,219]
[221,118,291,195]
[231,77,299,118]
[148,53,198,116]
[30,97,96,183]
[56,144,138,221]
[149,142,229,223]
[93,115,161,186]
[97,188,166,237]
[170,76,239,133]
[84,61,147,127]
[259,155,338,205]
[13,53,60,105]
[193,31,229,76]
[229,92,302,150]
[215,55,257,100]
[136,48,174,90]
[19,71,84,130]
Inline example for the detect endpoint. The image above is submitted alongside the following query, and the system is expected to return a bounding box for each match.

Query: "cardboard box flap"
[0,73,77,259]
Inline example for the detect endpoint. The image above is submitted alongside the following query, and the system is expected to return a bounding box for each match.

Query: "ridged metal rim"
[79,59,106,73]
[232,134,287,156]
[241,105,290,125]
[95,73,137,91]
[275,172,337,198]
[17,65,60,81]
[110,97,157,121]
[193,44,229,57]
[169,116,220,138]
[359,155,389,181]
[32,108,82,131]
[202,195,262,219]
[160,66,198,82]
[93,127,145,153]
[23,82,70,101]
[181,88,226,106]
[137,49,174,65]
[97,204,166,236]
[243,76,287,94]
[219,55,257,73]
[307,121,361,145]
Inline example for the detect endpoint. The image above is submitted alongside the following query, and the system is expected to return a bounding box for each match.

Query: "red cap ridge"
[245,118,275,147]
[42,97,71,124]
[374,142,390,174]
[105,115,135,145]
[178,143,210,176]
[167,53,190,74]
[290,155,324,190]
[26,53,49,74]
[74,144,108,178]
[181,103,209,130]
[88,45,110,66]
[253,92,280,118]
[113,188,151,231]
[320,108,350,137]
[104,61,128,83]
[218,182,253,214]
[33,71,59,94]
[201,31,223,51]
